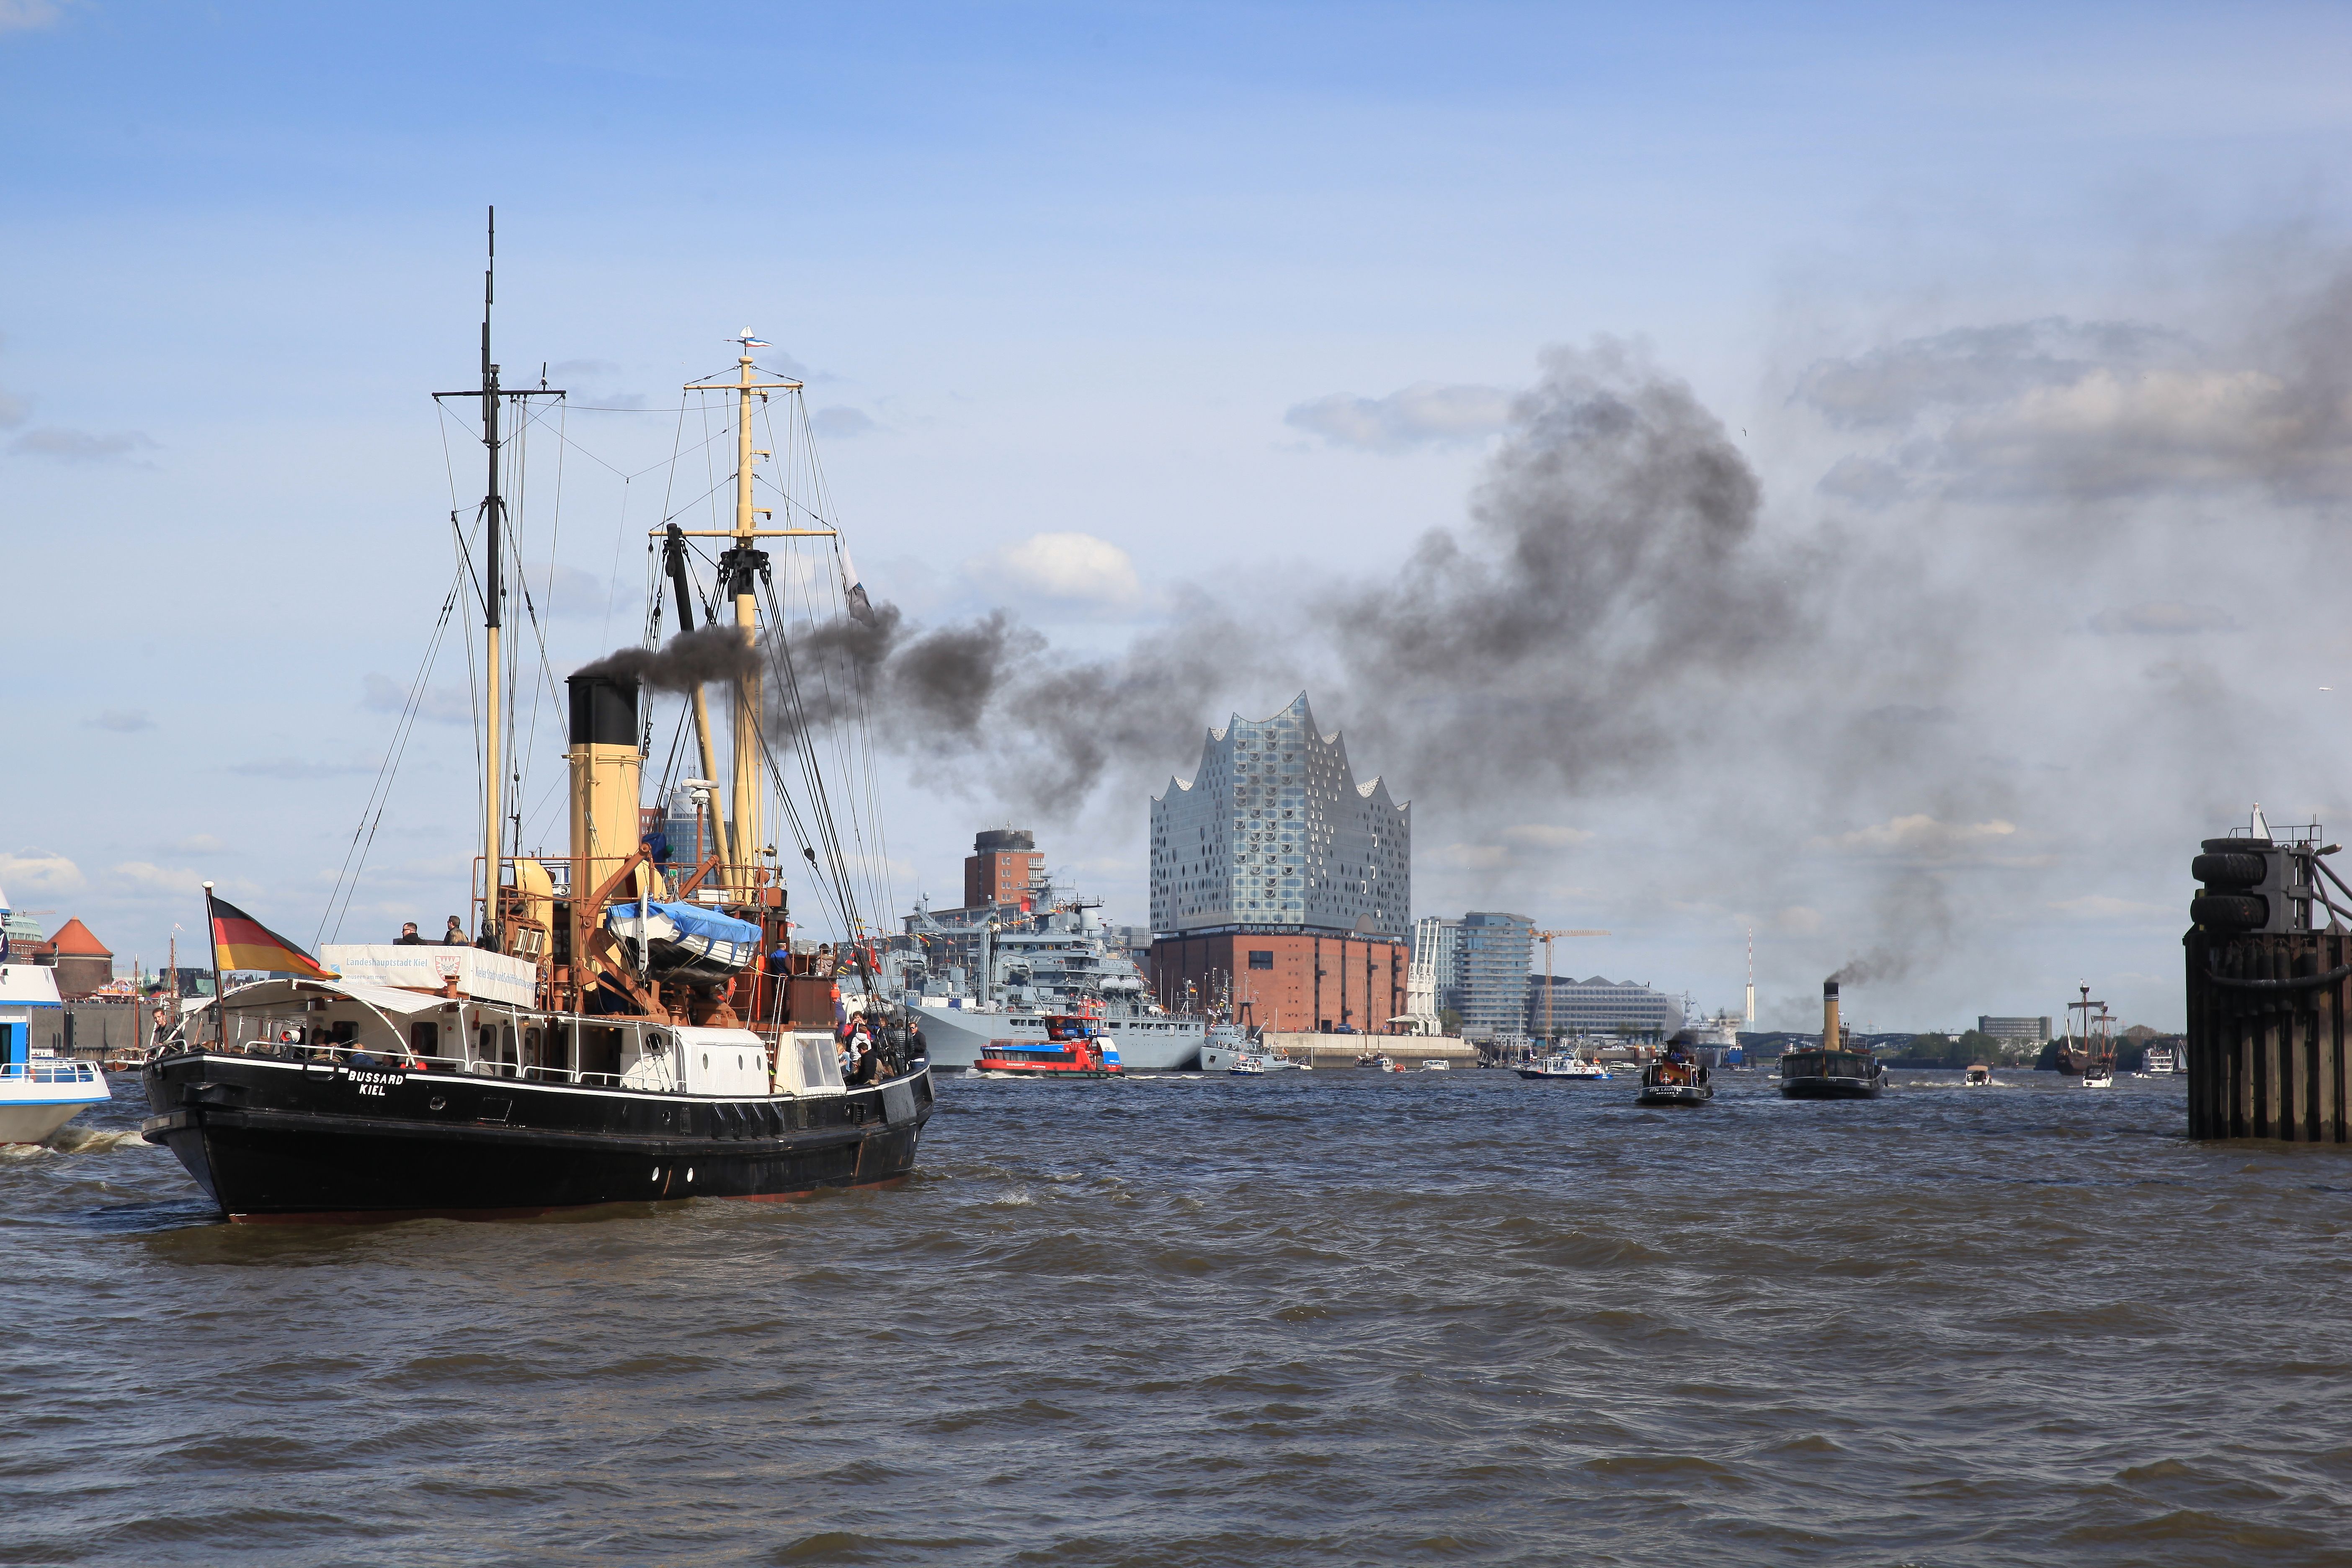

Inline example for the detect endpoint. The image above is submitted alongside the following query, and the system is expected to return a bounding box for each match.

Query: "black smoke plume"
[766,341,1786,816]
[575,626,758,691]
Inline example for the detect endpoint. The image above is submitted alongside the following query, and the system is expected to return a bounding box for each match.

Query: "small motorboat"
[1517,1052,1611,1081]
[1635,1034,1713,1106]
[975,1014,1122,1078]
[2082,1064,2115,1090]
[1964,1063,1993,1087]
[1420,1059,1449,1071]
[1227,1055,1267,1076]
[1361,1052,1404,1073]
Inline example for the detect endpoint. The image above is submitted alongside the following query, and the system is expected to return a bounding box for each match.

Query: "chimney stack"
[567,671,643,907]
[1822,978,1841,1052]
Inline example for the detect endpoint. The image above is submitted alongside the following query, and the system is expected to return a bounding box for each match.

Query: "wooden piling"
[2184,928,2352,1142]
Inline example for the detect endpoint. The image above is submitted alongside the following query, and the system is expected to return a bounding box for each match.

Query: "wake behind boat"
[141,225,930,1220]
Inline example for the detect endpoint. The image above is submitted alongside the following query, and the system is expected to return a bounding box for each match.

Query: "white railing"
[2,1060,104,1086]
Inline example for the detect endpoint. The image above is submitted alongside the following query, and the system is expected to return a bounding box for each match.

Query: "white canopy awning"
[215,976,455,1019]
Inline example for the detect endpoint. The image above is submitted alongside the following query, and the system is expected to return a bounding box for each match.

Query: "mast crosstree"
[667,334,836,900]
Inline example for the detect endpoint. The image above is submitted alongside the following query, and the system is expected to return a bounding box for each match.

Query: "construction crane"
[1533,928,1610,1044]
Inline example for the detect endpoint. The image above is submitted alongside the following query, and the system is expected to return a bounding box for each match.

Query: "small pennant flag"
[209,892,338,980]
[840,545,878,628]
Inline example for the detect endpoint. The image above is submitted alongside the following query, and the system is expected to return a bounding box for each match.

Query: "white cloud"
[1434,843,1509,870]
[0,848,85,897]
[978,531,1140,603]
[0,1,61,36]
[2087,601,2238,635]
[227,757,377,780]
[362,672,473,725]
[89,708,155,732]
[1502,824,1592,849]
[1774,905,1823,935]
[10,427,156,462]
[1820,814,2018,861]
[521,562,612,620]
[105,861,208,896]
[811,407,875,439]
[2047,893,2174,919]
[1285,382,1513,452]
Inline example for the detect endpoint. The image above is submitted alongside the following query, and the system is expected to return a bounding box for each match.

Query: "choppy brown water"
[6,1067,2350,1566]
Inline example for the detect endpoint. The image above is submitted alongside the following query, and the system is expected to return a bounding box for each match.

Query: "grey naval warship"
[885,837,1204,1071]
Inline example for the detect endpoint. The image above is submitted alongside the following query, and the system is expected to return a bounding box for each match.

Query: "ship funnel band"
[568,673,640,748]
[1823,979,1839,998]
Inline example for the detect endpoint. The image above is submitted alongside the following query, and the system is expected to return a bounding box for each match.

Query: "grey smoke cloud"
[1792,318,2193,429]
[2089,602,2239,636]
[1796,281,2352,505]
[775,340,1792,814]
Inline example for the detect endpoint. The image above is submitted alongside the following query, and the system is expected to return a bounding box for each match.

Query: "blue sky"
[8,1,2352,1027]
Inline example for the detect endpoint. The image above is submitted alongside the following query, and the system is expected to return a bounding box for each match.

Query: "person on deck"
[395,922,426,945]
[846,1027,879,1086]
[442,917,467,946]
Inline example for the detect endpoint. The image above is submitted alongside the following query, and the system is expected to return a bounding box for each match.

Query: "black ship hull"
[141,1051,933,1222]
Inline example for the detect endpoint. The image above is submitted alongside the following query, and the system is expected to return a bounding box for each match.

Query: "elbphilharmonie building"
[1148,694,1413,1032]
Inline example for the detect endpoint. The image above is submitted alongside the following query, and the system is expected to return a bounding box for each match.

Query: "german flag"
[208,892,338,980]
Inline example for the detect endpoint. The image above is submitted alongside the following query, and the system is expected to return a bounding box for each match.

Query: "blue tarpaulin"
[608,900,763,948]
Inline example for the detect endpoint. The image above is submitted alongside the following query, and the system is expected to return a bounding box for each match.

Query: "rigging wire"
[316,560,469,946]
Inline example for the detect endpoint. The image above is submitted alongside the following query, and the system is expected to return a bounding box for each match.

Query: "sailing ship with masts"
[141,216,933,1220]
[2055,983,2117,1087]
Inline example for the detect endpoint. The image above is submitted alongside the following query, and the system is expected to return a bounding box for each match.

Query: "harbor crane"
[1533,928,1610,1044]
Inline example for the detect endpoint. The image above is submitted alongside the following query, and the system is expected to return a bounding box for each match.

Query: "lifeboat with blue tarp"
[606,898,764,984]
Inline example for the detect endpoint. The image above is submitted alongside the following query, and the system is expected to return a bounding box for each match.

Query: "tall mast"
[433,209,562,950]
[665,337,806,901]
[727,341,761,896]
[480,208,504,946]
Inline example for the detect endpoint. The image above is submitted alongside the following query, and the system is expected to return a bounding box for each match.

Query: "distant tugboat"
[1779,980,1885,1099]
[1636,1032,1713,1106]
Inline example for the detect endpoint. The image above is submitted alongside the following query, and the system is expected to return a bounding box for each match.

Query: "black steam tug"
[142,230,931,1220]
[1635,1032,1714,1105]
[1778,980,1885,1099]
